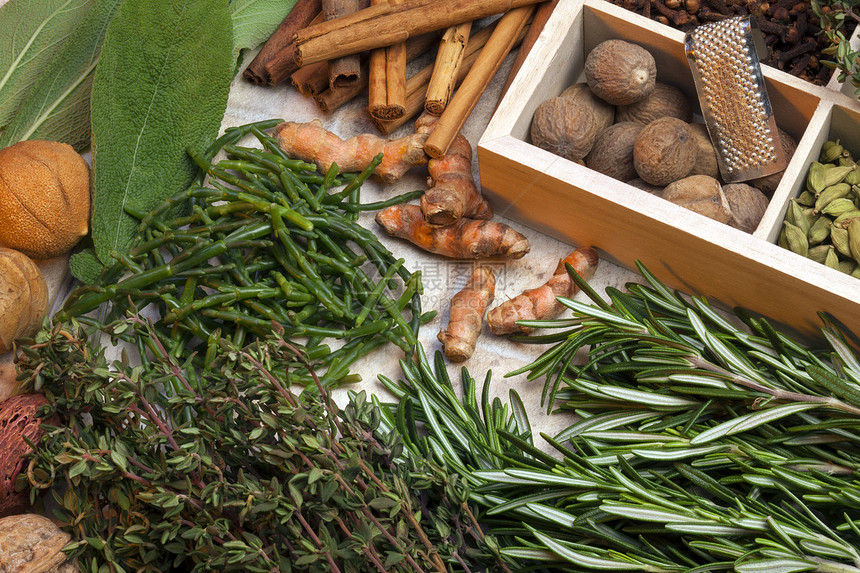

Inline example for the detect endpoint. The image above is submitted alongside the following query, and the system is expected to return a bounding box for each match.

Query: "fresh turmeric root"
[274,119,428,184]
[415,114,493,225]
[375,204,530,259]
[438,266,495,362]
[487,247,599,335]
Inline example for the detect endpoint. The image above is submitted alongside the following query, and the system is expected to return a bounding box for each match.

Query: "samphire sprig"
[58,119,432,386]
[16,315,506,573]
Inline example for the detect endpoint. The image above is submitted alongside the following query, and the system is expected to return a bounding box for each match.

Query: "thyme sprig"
[813,0,860,97]
[17,317,504,572]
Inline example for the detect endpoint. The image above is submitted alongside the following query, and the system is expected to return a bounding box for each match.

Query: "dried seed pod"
[585,121,645,181]
[584,39,656,105]
[0,394,55,517]
[0,513,77,572]
[615,83,693,125]
[633,117,697,186]
[780,220,809,257]
[849,219,860,265]
[807,215,833,245]
[807,244,834,265]
[831,225,852,257]
[814,183,851,212]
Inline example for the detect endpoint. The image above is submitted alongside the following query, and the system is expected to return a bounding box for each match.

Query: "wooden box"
[478,0,860,339]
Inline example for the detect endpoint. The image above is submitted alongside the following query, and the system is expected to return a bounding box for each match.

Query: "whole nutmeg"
[586,122,646,182]
[662,176,769,232]
[0,140,91,260]
[722,183,770,233]
[616,83,693,125]
[0,248,49,355]
[749,128,797,197]
[559,83,615,132]
[584,39,656,106]
[530,96,600,161]
[0,513,77,572]
[662,175,732,225]
[633,117,697,186]
[688,123,721,180]
[0,394,54,517]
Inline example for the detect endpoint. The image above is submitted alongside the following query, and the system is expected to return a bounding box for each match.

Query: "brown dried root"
[415,114,493,225]
[375,204,530,259]
[437,266,495,362]
[488,246,599,335]
[274,119,428,183]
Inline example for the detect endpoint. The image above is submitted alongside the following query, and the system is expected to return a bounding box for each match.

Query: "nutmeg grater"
[685,16,787,183]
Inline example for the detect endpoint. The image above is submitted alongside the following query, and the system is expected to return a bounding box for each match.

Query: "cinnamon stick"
[366,0,388,118]
[291,61,330,97]
[372,20,526,135]
[293,0,544,66]
[497,0,558,104]
[425,21,472,115]
[323,0,362,88]
[265,12,325,86]
[423,5,534,158]
[366,0,406,120]
[244,0,322,85]
[314,31,440,114]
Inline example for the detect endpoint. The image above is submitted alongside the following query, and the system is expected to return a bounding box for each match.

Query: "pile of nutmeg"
[529,38,796,234]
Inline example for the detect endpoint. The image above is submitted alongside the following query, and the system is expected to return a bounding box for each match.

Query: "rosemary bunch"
[17,316,503,572]
[375,266,860,572]
[59,119,431,386]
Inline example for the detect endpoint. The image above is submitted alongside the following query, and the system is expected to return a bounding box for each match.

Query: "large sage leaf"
[0,0,121,151]
[89,0,234,268]
[0,0,93,136]
[229,0,297,65]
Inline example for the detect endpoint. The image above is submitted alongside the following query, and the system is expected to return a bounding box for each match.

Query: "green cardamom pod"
[821,197,857,217]
[852,265,860,280]
[807,162,829,193]
[815,182,852,212]
[820,140,843,163]
[825,246,841,270]
[831,225,852,257]
[845,167,860,186]
[785,199,811,234]
[796,190,816,207]
[807,244,833,264]
[833,210,860,229]
[820,165,854,192]
[807,215,832,245]
[839,157,856,168]
[837,260,856,275]
[781,220,809,257]
[849,219,860,265]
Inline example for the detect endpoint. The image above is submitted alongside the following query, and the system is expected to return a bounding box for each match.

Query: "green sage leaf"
[229,0,296,65]
[0,0,93,135]
[89,0,234,267]
[0,0,121,150]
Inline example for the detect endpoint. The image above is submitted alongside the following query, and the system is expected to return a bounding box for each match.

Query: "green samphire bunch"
[779,139,860,277]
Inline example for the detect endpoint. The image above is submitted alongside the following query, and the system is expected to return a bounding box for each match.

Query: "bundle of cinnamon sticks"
[244,0,557,157]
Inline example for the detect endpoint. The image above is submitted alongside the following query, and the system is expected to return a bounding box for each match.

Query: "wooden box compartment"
[478,0,860,338]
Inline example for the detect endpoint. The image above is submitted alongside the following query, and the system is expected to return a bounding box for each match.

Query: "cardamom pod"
[849,219,860,265]
[832,225,852,257]
[817,165,853,192]
[820,140,843,163]
[825,246,841,270]
[845,167,860,186]
[821,197,857,217]
[852,265,860,279]
[807,244,833,264]
[785,199,812,234]
[839,157,856,168]
[796,190,816,207]
[807,162,829,193]
[814,182,851,212]
[807,215,832,245]
[837,259,856,275]
[780,220,809,257]
[833,210,860,229]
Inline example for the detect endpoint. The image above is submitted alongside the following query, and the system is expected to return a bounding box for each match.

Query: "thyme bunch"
[814,0,860,96]
[16,317,502,572]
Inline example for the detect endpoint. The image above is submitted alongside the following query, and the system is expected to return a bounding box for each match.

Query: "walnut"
[0,514,78,572]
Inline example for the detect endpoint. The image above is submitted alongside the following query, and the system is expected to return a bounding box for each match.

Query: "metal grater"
[685,16,786,183]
